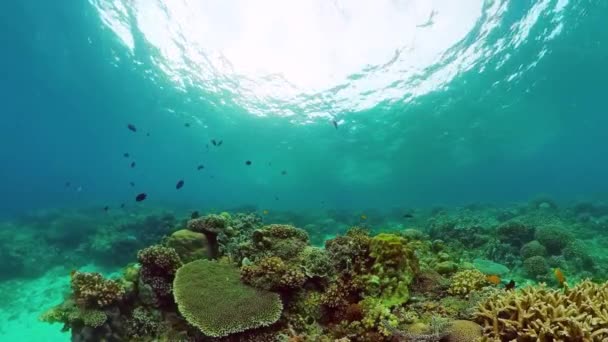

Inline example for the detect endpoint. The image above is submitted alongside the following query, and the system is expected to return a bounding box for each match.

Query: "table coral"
[173,259,283,337]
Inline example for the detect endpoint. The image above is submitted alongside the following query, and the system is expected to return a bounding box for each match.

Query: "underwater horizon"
[2,0,608,341]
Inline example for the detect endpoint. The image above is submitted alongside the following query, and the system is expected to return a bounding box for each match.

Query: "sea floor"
[0,264,110,341]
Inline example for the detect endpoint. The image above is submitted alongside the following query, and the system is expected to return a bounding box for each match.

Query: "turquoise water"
[1,0,608,340]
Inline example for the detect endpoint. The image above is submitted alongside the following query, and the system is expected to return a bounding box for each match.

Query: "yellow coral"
[444,320,482,342]
[448,269,488,298]
[475,280,608,341]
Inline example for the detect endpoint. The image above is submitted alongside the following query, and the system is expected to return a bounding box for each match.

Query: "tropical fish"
[360,214,367,220]
[197,164,204,170]
[127,124,137,132]
[184,123,191,127]
[129,181,135,187]
[65,181,71,188]
[486,275,501,285]
[135,193,147,202]
[245,160,252,165]
[103,206,109,212]
[217,140,223,146]
[146,132,150,137]
[275,196,279,201]
[130,161,136,168]
[211,139,223,146]
[403,213,414,219]
[120,203,125,209]
[332,120,338,129]
[123,153,130,158]
[505,280,516,291]
[176,180,184,189]
[191,211,199,219]
[263,210,269,215]
[554,268,566,286]
[281,170,287,175]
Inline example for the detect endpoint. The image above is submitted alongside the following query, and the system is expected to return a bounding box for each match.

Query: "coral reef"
[522,255,548,278]
[137,244,182,306]
[535,224,574,254]
[240,256,306,291]
[520,240,547,259]
[448,269,489,298]
[475,280,608,341]
[165,229,211,262]
[173,259,283,337]
[70,271,125,308]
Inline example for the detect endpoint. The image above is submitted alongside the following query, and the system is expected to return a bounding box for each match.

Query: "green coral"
[300,246,332,278]
[365,233,418,308]
[250,224,309,261]
[173,260,283,337]
[534,225,573,254]
[520,240,546,259]
[165,229,211,262]
[496,220,535,247]
[240,256,306,291]
[448,269,488,297]
[40,299,107,329]
[523,255,548,278]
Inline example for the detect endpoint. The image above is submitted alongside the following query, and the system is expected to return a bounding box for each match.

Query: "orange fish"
[486,275,501,285]
[554,268,566,286]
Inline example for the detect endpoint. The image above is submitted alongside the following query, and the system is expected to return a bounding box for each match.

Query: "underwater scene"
[2,0,608,341]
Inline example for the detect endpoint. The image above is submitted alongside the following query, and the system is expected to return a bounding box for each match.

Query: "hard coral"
[448,269,488,298]
[325,227,372,276]
[251,224,309,261]
[520,240,546,259]
[71,271,125,308]
[495,220,535,247]
[240,256,306,291]
[475,280,608,341]
[165,229,211,262]
[535,225,574,254]
[522,255,548,278]
[173,260,283,337]
[444,320,482,342]
[365,233,418,307]
[137,245,182,305]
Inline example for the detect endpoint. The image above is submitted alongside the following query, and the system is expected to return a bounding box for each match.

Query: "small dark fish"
[211,139,217,146]
[275,196,279,201]
[135,193,147,202]
[130,161,136,168]
[205,144,209,149]
[120,203,125,209]
[403,213,414,219]
[217,140,223,146]
[197,165,204,170]
[268,162,272,166]
[191,211,200,219]
[184,123,190,127]
[65,181,71,188]
[127,124,137,132]
[505,280,516,291]
[123,153,130,158]
[245,160,252,166]
[281,170,287,175]
[130,181,135,187]
[103,206,109,212]
[146,132,150,137]
[332,120,338,129]
[176,180,184,189]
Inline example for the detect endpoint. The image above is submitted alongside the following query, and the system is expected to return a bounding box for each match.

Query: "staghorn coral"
[240,256,306,291]
[448,269,488,298]
[70,271,125,308]
[475,280,608,341]
[173,260,283,337]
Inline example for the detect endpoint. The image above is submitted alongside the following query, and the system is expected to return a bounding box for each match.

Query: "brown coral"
[448,269,488,298]
[70,271,124,308]
[475,280,608,341]
[240,256,306,291]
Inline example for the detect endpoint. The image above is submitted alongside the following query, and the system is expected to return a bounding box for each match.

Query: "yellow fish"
[263,210,269,215]
[360,214,367,220]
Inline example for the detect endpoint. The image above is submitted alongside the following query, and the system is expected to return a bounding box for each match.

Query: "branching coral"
[173,260,283,337]
[70,271,125,308]
[475,280,608,341]
[137,245,182,305]
[448,269,488,298]
[40,299,108,330]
